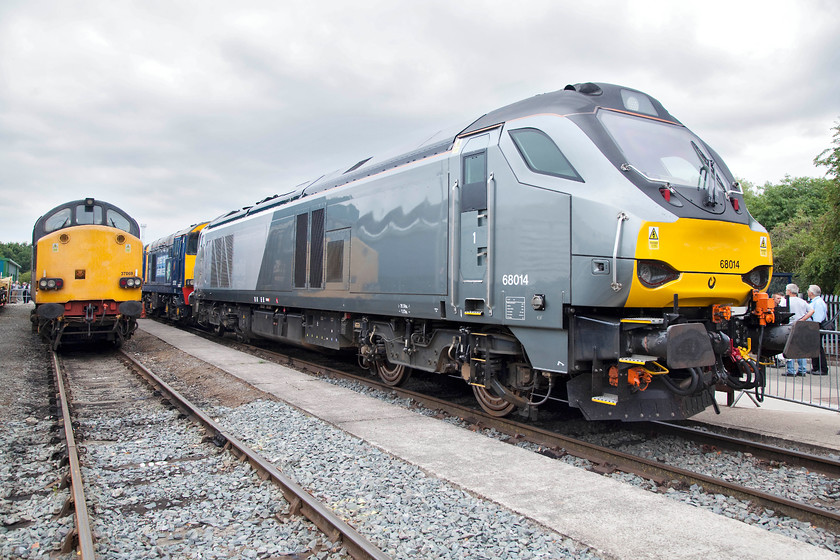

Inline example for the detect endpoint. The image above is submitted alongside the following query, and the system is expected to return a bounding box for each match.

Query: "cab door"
[449,128,502,318]
[172,237,183,287]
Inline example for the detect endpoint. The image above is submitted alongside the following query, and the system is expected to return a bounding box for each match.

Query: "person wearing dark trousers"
[783,284,811,376]
[802,284,829,375]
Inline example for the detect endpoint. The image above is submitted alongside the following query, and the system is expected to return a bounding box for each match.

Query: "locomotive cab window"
[600,109,714,189]
[461,150,487,212]
[44,208,71,233]
[76,204,103,225]
[509,128,582,182]
[106,209,132,232]
[186,232,200,255]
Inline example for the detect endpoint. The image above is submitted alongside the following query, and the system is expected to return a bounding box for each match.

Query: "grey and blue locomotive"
[192,82,817,421]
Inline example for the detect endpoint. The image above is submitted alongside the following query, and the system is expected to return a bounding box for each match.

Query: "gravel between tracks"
[0,303,74,559]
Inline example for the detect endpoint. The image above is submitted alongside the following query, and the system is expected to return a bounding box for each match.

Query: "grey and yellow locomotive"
[192,83,817,421]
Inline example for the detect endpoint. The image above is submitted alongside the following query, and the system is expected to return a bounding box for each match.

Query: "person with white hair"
[783,283,810,376]
[802,284,829,375]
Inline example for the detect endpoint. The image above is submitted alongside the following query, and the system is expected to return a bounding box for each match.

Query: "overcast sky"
[1,0,838,244]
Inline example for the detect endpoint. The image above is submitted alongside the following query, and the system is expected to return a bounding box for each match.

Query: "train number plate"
[501,274,529,286]
[719,259,740,270]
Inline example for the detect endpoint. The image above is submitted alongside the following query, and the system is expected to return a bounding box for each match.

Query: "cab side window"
[509,128,582,182]
[461,150,487,212]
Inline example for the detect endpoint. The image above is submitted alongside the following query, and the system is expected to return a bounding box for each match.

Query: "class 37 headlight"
[119,277,143,289]
[38,277,64,290]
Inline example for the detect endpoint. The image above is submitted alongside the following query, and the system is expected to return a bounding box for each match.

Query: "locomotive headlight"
[39,277,63,290]
[637,260,680,288]
[120,277,142,289]
[742,266,771,290]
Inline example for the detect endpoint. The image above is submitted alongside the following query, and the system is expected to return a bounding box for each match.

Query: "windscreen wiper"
[691,141,718,207]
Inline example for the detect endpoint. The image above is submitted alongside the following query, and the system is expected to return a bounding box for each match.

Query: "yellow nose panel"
[625,218,772,308]
[35,226,143,304]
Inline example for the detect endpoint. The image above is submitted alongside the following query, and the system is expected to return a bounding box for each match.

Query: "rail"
[119,350,391,560]
[51,351,97,559]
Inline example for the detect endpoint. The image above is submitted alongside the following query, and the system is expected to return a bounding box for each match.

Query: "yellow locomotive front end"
[32,199,143,348]
[625,218,772,308]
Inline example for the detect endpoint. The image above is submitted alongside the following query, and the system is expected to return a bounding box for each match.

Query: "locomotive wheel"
[472,384,518,417]
[375,360,411,386]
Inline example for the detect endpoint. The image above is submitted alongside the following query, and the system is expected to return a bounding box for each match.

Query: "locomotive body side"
[31,198,143,348]
[191,83,819,420]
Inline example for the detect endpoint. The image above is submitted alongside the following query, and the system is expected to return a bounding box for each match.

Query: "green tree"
[742,175,828,289]
[0,242,32,273]
[805,120,840,294]
[769,214,820,274]
[743,175,830,231]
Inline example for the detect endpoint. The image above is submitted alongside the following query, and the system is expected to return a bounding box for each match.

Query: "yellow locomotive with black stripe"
[31,198,143,349]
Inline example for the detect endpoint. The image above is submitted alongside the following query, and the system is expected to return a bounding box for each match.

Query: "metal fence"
[7,286,32,304]
[759,293,840,413]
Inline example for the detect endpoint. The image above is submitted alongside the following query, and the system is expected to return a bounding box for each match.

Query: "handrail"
[486,173,496,316]
[611,212,629,292]
[449,181,460,312]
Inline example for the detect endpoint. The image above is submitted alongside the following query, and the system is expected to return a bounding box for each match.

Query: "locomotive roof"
[32,198,140,243]
[459,82,680,135]
[146,222,209,251]
[208,83,680,230]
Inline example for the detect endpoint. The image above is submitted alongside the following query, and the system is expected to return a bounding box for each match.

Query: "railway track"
[177,323,840,536]
[51,348,390,559]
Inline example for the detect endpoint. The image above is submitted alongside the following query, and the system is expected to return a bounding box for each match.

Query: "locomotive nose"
[625,219,772,308]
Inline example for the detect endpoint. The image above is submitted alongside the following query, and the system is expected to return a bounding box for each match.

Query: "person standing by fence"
[783,284,811,376]
[803,284,829,375]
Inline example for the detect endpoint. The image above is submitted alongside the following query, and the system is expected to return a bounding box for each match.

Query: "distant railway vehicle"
[31,198,143,348]
[0,276,11,307]
[143,222,209,321]
[174,83,817,420]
